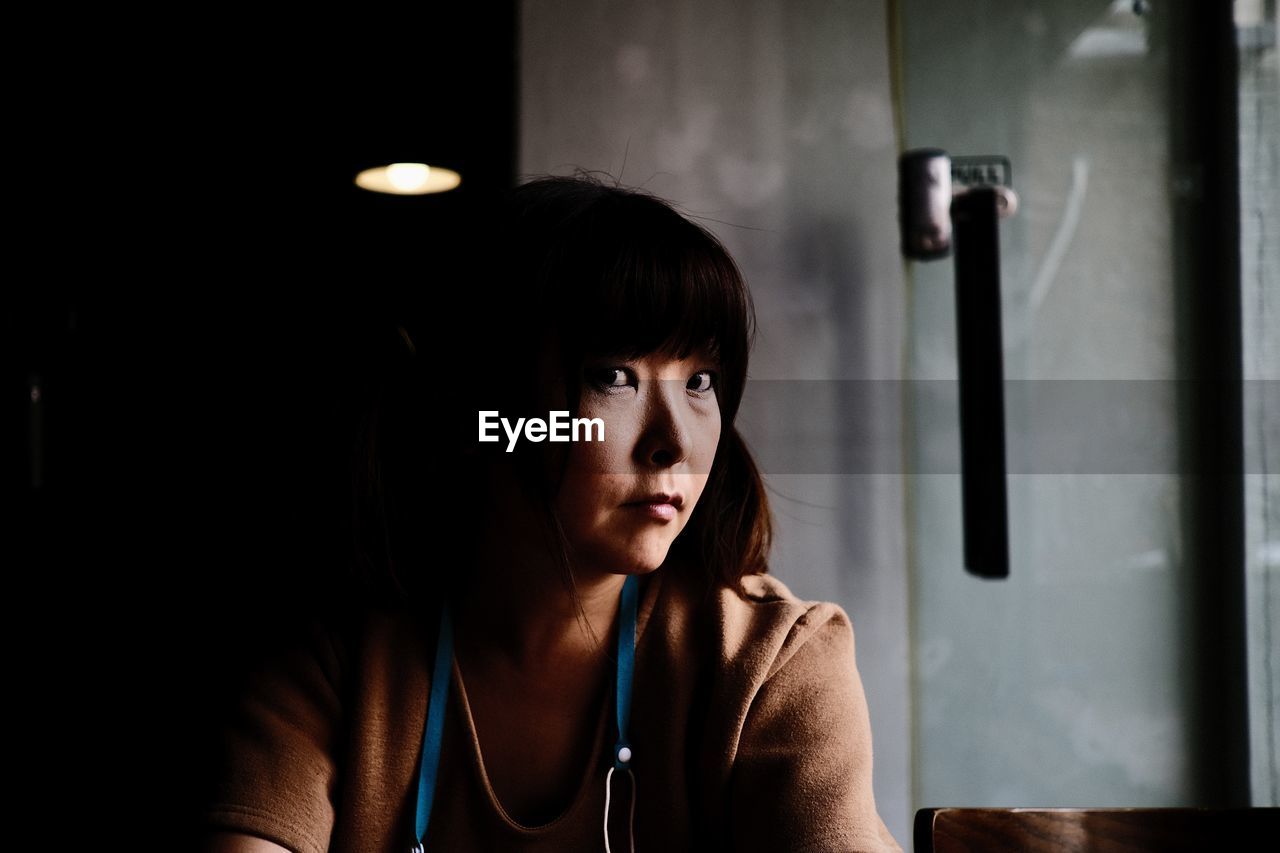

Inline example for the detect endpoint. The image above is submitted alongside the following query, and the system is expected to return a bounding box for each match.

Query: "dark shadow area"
[11,6,515,841]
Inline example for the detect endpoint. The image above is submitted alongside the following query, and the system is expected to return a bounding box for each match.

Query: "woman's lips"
[622,493,682,522]
[625,501,678,522]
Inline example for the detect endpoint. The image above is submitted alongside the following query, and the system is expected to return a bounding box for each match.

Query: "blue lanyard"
[411,599,454,853]
[411,574,639,852]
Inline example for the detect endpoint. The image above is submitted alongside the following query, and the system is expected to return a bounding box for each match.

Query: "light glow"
[355,162,461,195]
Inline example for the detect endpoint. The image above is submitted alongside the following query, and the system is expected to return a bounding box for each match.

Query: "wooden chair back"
[913,807,1277,852]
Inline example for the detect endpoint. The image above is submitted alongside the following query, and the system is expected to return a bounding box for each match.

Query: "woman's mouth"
[622,492,683,522]
[625,502,677,521]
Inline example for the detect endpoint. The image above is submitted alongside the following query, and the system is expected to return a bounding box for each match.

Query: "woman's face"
[553,349,722,577]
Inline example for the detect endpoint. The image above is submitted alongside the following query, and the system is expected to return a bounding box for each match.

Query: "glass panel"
[1236,0,1280,808]
[898,0,1195,806]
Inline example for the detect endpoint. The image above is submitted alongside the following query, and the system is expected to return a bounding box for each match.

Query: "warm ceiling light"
[354,162,462,195]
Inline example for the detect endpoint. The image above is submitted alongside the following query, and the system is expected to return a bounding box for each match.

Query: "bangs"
[541,188,753,406]
[574,235,748,366]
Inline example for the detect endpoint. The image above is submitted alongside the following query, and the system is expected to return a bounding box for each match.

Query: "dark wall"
[12,6,515,837]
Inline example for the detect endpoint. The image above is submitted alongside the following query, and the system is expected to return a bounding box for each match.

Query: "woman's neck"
[452,521,627,678]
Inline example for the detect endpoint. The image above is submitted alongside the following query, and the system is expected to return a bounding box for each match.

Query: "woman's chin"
[571,531,677,577]
[635,537,679,571]
[607,542,675,575]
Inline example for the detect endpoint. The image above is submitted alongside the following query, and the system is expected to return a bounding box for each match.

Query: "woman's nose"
[635,380,690,468]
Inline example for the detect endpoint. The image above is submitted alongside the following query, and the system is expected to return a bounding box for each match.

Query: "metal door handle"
[899,149,1014,579]
[950,186,1009,579]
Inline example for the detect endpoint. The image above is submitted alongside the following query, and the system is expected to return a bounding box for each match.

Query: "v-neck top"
[200,564,901,852]
[448,648,615,835]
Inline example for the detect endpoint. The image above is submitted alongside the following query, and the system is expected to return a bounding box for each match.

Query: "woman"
[200,175,901,852]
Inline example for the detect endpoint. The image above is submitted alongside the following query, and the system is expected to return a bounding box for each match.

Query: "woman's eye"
[687,371,716,394]
[589,367,633,390]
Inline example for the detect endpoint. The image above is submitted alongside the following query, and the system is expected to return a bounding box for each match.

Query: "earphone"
[410,573,640,853]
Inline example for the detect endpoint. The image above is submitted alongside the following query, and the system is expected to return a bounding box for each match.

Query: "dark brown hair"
[351,174,772,614]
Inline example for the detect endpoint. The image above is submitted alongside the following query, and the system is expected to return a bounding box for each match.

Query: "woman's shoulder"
[657,566,858,686]
[255,587,435,694]
[723,573,855,677]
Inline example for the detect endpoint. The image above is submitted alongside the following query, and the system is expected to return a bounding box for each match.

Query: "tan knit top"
[201,563,901,852]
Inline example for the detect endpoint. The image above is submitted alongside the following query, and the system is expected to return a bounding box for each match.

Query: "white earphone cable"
[603,766,636,853]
